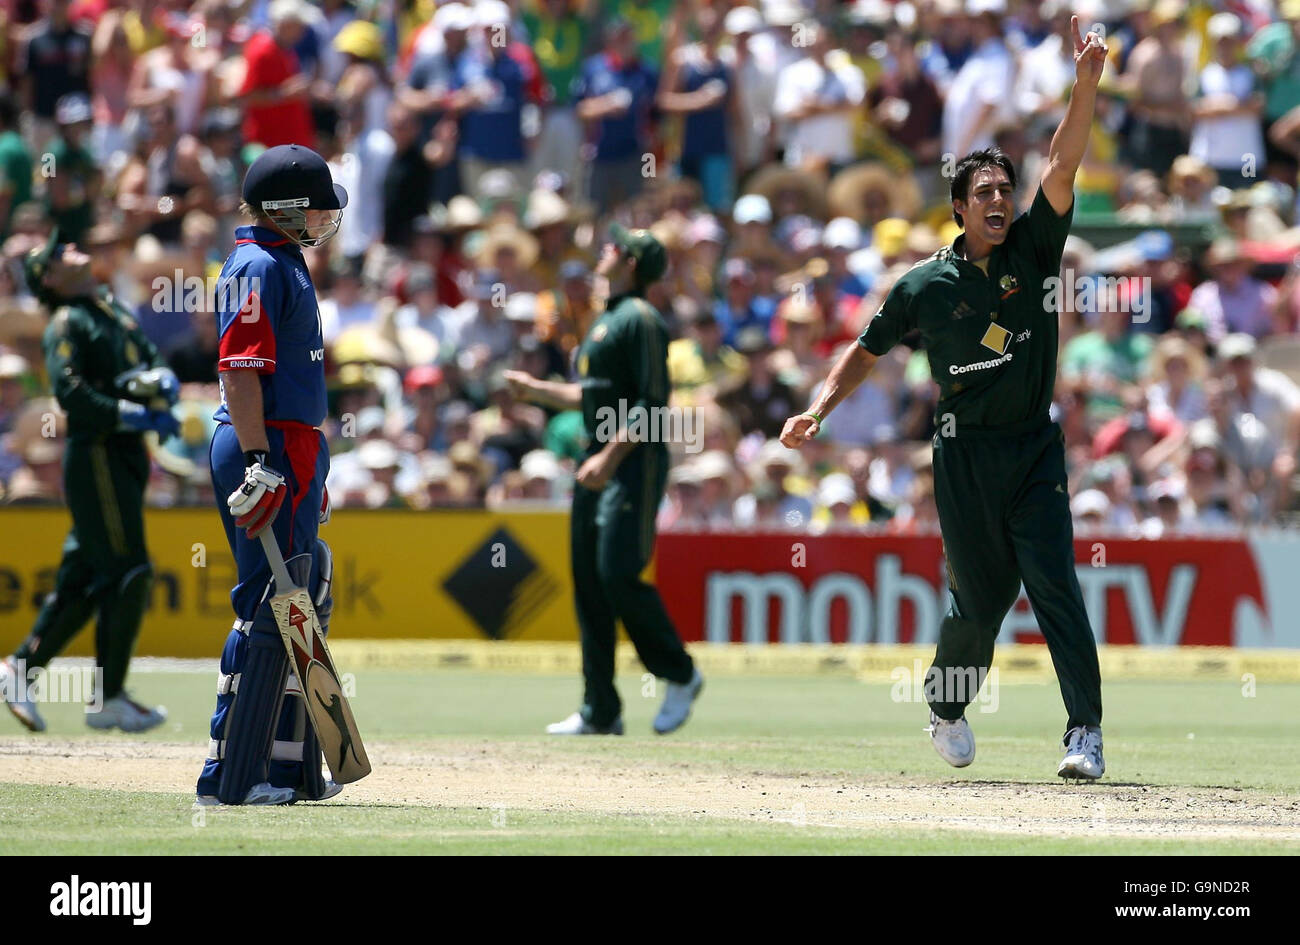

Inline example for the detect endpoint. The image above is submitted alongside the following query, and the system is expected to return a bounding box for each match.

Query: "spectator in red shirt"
[233,0,315,150]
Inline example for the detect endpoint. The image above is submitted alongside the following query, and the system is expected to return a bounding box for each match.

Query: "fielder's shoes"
[195,782,297,807]
[653,668,704,735]
[0,658,45,732]
[85,693,167,733]
[926,711,975,767]
[545,711,624,735]
[1058,725,1105,780]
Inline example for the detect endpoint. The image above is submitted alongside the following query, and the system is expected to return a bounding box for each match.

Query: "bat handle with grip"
[258,528,296,593]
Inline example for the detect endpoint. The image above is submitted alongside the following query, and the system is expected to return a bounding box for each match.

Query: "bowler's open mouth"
[985,211,1006,231]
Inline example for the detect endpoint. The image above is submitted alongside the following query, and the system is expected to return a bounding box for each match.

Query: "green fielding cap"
[610,223,667,286]
[22,227,61,298]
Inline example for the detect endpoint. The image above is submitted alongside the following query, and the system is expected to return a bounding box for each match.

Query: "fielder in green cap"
[505,224,703,735]
[0,229,178,734]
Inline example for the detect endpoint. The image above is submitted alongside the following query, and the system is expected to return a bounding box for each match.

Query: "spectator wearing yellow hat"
[334,20,393,136]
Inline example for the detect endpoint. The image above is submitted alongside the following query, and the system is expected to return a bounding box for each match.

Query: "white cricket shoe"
[195,782,297,807]
[1058,725,1105,780]
[653,669,704,735]
[85,693,167,733]
[545,711,624,735]
[926,711,975,767]
[0,658,45,732]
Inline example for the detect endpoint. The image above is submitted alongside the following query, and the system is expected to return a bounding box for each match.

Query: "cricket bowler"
[781,17,1108,780]
[505,226,704,735]
[0,229,178,733]
[195,144,348,805]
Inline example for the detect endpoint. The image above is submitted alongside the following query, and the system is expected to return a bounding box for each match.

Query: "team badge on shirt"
[980,322,1012,355]
[999,274,1021,299]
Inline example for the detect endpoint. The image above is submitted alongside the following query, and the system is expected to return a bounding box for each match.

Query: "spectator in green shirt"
[0,99,32,239]
[1062,307,1154,424]
[45,93,99,245]
[1246,5,1300,181]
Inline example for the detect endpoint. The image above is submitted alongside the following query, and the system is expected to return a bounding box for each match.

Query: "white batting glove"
[228,453,288,539]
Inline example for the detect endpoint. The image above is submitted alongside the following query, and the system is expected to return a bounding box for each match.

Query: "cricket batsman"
[505,226,704,735]
[0,230,177,733]
[195,144,347,805]
[781,17,1108,780]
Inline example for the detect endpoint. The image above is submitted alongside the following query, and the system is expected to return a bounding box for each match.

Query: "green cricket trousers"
[571,444,694,727]
[13,435,152,699]
[929,419,1102,731]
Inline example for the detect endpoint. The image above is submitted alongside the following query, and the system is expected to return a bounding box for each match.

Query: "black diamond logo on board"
[441,527,558,640]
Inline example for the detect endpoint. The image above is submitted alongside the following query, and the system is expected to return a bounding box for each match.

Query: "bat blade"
[269,586,371,784]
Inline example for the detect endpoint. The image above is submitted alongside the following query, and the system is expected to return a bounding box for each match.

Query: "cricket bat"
[259,530,371,784]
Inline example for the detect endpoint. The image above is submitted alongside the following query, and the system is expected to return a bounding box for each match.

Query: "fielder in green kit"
[782,16,1108,779]
[505,225,703,735]
[0,229,178,734]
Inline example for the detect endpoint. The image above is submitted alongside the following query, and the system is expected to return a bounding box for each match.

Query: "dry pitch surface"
[1,667,1298,854]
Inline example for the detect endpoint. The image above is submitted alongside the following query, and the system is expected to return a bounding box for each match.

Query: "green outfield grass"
[2,669,1298,854]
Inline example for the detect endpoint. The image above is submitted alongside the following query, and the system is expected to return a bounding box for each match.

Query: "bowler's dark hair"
[950,148,1017,228]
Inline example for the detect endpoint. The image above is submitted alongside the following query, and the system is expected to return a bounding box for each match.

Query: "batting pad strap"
[208,738,303,763]
[218,672,241,695]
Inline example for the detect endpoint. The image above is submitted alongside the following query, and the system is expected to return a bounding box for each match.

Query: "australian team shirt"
[858,185,1074,430]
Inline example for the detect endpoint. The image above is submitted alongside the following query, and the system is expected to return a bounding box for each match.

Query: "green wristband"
[802,411,823,423]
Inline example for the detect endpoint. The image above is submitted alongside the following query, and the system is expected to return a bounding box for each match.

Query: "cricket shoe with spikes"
[545,711,624,735]
[194,782,297,807]
[1057,725,1105,780]
[653,668,704,734]
[85,693,167,733]
[0,658,45,732]
[926,711,975,767]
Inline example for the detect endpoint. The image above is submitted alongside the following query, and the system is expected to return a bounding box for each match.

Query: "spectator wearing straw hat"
[1191,239,1276,342]
[1145,334,1209,426]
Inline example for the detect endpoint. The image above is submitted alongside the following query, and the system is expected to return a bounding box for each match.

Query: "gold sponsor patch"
[980,322,1011,355]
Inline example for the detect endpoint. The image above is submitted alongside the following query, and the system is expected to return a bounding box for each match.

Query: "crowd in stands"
[3,0,1300,536]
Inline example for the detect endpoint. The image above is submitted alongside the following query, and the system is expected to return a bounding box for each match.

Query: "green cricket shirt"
[576,290,669,452]
[44,288,163,440]
[858,185,1074,430]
